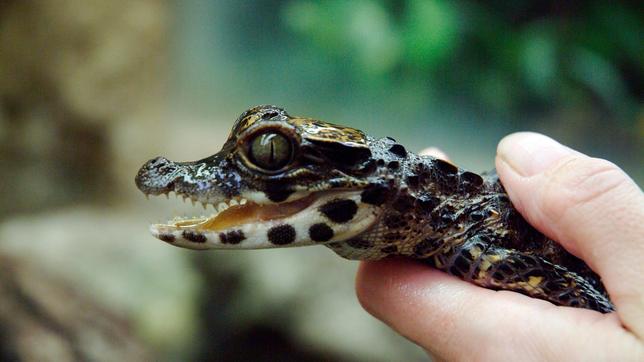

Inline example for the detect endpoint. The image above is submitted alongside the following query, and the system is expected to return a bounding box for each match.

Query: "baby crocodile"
[135,105,614,313]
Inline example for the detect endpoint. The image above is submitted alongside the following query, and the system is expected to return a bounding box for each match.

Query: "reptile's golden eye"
[249,131,292,171]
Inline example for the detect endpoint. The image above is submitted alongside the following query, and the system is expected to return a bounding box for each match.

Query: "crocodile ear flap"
[304,140,372,166]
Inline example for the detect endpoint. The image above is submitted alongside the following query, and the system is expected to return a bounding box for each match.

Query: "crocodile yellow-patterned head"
[135,105,395,251]
[225,105,371,173]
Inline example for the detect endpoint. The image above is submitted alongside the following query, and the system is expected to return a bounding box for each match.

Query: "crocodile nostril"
[134,156,183,194]
[143,157,181,176]
[150,156,169,166]
[156,163,178,175]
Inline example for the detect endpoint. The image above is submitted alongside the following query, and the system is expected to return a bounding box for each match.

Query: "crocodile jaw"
[146,191,378,250]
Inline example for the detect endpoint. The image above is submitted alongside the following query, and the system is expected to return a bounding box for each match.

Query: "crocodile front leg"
[424,236,615,313]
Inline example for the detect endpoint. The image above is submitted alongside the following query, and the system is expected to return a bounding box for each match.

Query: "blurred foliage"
[281,0,642,120]
[175,0,642,182]
[1,1,641,360]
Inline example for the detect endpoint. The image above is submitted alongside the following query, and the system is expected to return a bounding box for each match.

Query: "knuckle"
[538,156,630,221]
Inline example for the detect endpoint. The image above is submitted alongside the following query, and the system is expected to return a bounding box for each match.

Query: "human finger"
[419,147,450,161]
[495,132,644,338]
[356,258,642,361]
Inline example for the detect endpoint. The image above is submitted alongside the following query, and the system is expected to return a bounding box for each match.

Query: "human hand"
[356,132,644,361]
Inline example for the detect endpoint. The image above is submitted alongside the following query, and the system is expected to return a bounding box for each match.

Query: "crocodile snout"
[135,156,182,195]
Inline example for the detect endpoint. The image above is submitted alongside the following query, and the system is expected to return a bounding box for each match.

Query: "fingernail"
[497,132,576,177]
[419,147,449,161]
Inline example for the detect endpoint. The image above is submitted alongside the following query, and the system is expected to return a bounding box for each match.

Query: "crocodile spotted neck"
[135,105,614,313]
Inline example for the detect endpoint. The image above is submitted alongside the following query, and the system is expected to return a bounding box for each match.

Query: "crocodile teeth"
[240,198,248,205]
[229,199,239,206]
[217,202,229,212]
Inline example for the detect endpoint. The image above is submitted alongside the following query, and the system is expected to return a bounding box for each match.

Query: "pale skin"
[355,132,644,361]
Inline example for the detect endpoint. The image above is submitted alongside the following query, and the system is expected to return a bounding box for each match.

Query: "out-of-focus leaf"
[476,70,514,112]
[283,0,401,76]
[585,3,644,67]
[519,23,557,98]
[283,1,348,54]
[346,1,401,75]
[402,0,460,70]
[569,47,628,113]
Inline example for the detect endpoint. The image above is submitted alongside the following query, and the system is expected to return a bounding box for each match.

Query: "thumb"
[495,132,644,338]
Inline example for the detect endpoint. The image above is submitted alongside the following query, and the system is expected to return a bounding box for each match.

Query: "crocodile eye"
[249,132,292,171]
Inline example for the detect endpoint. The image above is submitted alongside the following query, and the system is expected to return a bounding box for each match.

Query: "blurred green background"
[0,0,641,361]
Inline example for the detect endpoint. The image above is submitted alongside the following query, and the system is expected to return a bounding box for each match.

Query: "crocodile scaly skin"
[135,105,614,313]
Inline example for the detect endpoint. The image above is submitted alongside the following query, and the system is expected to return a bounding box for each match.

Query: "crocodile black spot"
[440,212,455,223]
[182,230,207,243]
[388,144,407,158]
[469,210,485,221]
[219,230,246,244]
[477,234,493,244]
[498,264,513,275]
[309,223,334,242]
[434,158,458,175]
[346,238,374,249]
[417,195,439,214]
[265,186,294,202]
[406,175,419,188]
[454,255,470,272]
[414,162,428,174]
[542,280,561,293]
[384,232,401,241]
[362,159,378,173]
[524,269,543,281]
[268,224,296,245]
[461,248,478,261]
[380,245,398,254]
[320,199,358,223]
[513,259,527,270]
[376,159,385,167]
[413,237,441,256]
[460,171,484,191]
[392,194,415,212]
[522,256,539,268]
[158,233,175,243]
[449,265,464,278]
[361,184,389,205]
[497,194,510,203]
[433,207,456,226]
[384,214,406,229]
[387,161,400,170]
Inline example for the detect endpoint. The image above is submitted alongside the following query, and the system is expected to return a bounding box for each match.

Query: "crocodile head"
[135,105,400,250]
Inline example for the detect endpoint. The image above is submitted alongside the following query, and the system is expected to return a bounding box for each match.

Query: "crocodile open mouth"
[152,193,317,232]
